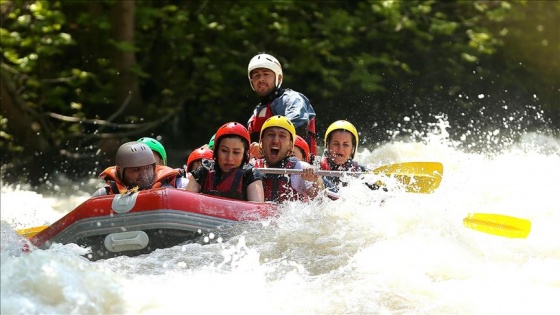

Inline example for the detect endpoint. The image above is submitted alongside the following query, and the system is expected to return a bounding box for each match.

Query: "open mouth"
[270,148,280,158]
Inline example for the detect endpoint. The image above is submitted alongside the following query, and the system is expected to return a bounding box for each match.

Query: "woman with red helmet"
[186,122,264,202]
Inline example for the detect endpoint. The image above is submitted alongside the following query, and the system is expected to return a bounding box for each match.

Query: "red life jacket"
[99,165,180,194]
[248,104,274,142]
[307,118,318,156]
[319,156,362,172]
[248,105,318,156]
[200,167,247,201]
[254,157,306,203]
[319,156,364,189]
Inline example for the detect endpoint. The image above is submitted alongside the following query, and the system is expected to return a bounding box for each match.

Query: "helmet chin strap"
[259,87,282,104]
[276,74,283,89]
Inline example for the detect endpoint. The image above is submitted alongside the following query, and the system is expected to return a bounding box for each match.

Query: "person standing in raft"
[246,53,318,160]
[185,122,264,202]
[92,142,181,197]
[254,115,324,202]
[320,120,370,194]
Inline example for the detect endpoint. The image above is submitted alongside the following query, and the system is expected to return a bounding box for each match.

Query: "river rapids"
[1,117,559,314]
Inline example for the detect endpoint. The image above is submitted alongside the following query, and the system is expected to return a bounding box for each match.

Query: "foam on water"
[1,128,560,314]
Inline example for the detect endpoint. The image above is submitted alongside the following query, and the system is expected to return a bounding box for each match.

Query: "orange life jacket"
[99,165,180,194]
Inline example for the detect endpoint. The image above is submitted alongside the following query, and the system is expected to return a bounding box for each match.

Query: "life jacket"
[200,165,250,201]
[254,156,306,203]
[319,156,364,188]
[248,89,318,155]
[99,165,180,194]
[307,117,318,156]
[320,156,363,172]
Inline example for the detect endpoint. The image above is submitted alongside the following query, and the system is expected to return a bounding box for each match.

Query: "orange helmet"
[294,135,310,162]
[214,122,251,162]
[186,146,214,172]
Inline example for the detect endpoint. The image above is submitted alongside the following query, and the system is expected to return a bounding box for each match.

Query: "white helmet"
[247,53,283,90]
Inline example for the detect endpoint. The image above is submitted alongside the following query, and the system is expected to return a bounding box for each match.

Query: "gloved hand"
[364,180,388,192]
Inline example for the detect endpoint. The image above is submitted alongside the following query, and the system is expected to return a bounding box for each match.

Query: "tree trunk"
[0,69,51,156]
[110,0,142,120]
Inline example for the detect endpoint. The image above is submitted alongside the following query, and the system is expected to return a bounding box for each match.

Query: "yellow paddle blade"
[463,213,531,238]
[16,225,49,239]
[372,162,443,193]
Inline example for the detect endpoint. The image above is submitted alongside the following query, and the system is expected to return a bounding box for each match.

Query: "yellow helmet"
[324,120,359,157]
[260,115,296,149]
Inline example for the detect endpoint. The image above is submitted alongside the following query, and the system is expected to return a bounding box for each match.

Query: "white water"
[2,127,560,314]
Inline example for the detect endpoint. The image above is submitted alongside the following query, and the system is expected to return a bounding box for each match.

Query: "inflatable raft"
[29,188,277,260]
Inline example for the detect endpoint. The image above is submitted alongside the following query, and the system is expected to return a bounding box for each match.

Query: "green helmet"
[137,137,167,165]
[208,134,216,151]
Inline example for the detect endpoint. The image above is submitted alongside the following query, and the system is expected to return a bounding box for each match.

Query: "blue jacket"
[250,88,316,129]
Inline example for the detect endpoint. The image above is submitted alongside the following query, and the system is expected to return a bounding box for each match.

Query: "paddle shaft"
[256,161,443,194]
[256,168,363,177]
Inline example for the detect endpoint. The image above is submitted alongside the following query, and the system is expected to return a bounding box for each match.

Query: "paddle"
[256,161,443,194]
[16,225,49,239]
[463,213,531,238]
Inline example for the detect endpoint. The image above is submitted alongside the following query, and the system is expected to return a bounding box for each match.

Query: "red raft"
[29,188,278,261]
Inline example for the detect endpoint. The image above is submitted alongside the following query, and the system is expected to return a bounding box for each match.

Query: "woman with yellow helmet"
[320,120,369,194]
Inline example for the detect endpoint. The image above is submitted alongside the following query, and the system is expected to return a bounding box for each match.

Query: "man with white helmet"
[92,141,181,196]
[247,53,318,160]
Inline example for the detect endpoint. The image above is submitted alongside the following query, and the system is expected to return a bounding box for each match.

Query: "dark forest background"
[1,0,559,185]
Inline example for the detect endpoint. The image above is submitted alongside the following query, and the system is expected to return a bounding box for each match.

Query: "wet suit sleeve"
[272,90,316,129]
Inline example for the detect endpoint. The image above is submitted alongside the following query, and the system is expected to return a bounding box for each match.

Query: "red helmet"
[214,122,251,162]
[186,146,214,172]
[215,122,251,147]
[294,135,310,162]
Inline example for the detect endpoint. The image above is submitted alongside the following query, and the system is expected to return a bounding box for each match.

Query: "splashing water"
[1,122,559,314]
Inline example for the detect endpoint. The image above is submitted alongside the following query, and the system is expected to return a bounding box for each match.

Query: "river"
[1,122,560,314]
